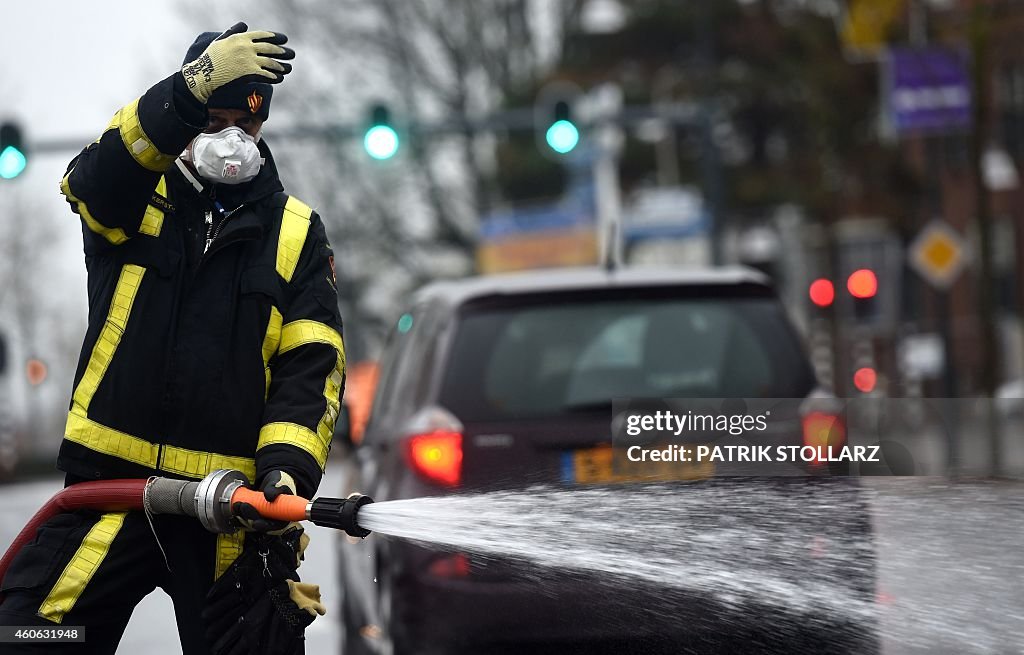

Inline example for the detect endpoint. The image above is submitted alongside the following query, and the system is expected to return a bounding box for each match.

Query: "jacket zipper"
[204,210,226,254]
[203,200,243,258]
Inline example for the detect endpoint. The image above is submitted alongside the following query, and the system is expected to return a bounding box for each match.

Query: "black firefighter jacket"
[56,73,345,498]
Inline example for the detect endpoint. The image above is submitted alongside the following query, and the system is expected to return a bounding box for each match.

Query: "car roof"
[412,266,773,308]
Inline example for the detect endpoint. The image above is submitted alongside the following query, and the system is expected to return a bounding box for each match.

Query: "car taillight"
[405,430,463,486]
[802,411,845,467]
[427,552,471,578]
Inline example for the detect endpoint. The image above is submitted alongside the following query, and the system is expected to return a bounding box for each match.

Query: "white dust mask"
[189,126,263,185]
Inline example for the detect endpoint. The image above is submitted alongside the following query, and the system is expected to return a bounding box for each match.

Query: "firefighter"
[0,23,343,654]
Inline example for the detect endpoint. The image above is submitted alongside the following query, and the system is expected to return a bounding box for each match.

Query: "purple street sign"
[889,47,972,135]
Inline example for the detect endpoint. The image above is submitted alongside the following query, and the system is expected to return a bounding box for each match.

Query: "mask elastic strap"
[175,158,206,193]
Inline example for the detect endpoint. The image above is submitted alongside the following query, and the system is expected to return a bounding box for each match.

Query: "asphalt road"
[0,468,1021,654]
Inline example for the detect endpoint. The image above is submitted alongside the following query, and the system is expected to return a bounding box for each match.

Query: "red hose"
[0,479,147,602]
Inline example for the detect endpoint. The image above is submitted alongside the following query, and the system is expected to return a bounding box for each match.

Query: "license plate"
[562,444,714,484]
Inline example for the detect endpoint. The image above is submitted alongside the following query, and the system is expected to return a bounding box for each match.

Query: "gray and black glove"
[181,22,295,103]
[233,470,297,533]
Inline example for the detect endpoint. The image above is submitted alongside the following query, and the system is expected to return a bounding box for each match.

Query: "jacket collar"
[170,138,285,211]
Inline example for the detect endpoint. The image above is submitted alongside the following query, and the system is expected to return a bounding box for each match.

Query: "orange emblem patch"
[247,90,263,114]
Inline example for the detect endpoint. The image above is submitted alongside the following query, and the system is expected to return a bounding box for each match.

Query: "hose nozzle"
[147,469,375,537]
[308,493,374,538]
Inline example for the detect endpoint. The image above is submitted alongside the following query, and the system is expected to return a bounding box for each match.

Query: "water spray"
[0,469,374,598]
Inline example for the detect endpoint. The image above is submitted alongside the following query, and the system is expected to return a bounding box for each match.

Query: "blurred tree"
[0,187,86,460]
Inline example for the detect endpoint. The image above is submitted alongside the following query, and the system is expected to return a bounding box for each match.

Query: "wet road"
[0,468,1021,654]
[867,478,1024,654]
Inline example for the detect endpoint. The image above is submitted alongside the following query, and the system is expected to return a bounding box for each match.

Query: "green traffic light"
[0,146,26,179]
[397,313,414,333]
[364,125,399,160]
[545,119,579,154]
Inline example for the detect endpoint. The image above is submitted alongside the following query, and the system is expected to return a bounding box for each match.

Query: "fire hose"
[0,469,373,600]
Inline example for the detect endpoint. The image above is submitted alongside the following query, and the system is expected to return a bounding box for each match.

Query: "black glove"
[203,529,324,655]
[181,22,295,103]
[233,470,297,533]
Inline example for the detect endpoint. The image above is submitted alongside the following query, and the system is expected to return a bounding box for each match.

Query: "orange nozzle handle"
[230,487,310,523]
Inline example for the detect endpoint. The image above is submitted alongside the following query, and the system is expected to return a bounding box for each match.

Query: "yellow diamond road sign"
[909,221,966,290]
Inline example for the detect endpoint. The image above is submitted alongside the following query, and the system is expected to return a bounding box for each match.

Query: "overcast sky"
[3,0,192,286]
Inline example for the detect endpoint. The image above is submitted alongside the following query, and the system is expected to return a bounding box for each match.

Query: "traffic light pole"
[585,84,625,269]
[20,103,702,157]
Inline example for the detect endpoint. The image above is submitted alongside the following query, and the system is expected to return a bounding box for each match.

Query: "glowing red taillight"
[801,412,846,467]
[405,430,463,486]
[427,553,471,578]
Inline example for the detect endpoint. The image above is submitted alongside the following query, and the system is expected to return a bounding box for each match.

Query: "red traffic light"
[847,269,878,299]
[809,279,835,308]
[853,367,877,393]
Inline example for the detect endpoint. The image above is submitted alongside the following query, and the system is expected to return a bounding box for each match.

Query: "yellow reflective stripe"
[113,98,175,172]
[279,320,346,450]
[139,176,167,237]
[276,197,313,282]
[159,445,256,482]
[279,320,345,360]
[215,532,245,580]
[319,362,344,446]
[64,412,256,481]
[65,411,159,468]
[263,306,283,400]
[60,171,130,246]
[38,512,126,623]
[71,265,145,414]
[258,422,330,470]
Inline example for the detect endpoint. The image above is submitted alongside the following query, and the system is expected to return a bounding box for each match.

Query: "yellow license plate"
[565,444,714,484]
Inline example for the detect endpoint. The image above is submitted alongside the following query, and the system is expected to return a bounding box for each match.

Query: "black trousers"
[0,508,241,654]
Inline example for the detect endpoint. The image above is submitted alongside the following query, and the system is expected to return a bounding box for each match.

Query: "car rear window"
[438,289,815,422]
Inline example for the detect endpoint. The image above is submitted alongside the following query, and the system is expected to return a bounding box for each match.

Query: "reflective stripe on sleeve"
[257,422,330,471]
[279,320,346,445]
[279,320,345,359]
[60,171,130,246]
[71,264,145,415]
[320,363,344,447]
[139,176,167,237]
[275,197,313,283]
[113,98,176,172]
[38,512,127,623]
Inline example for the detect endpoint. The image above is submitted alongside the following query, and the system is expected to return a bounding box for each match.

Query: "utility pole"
[968,1,1003,476]
[588,84,625,268]
[697,2,724,266]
